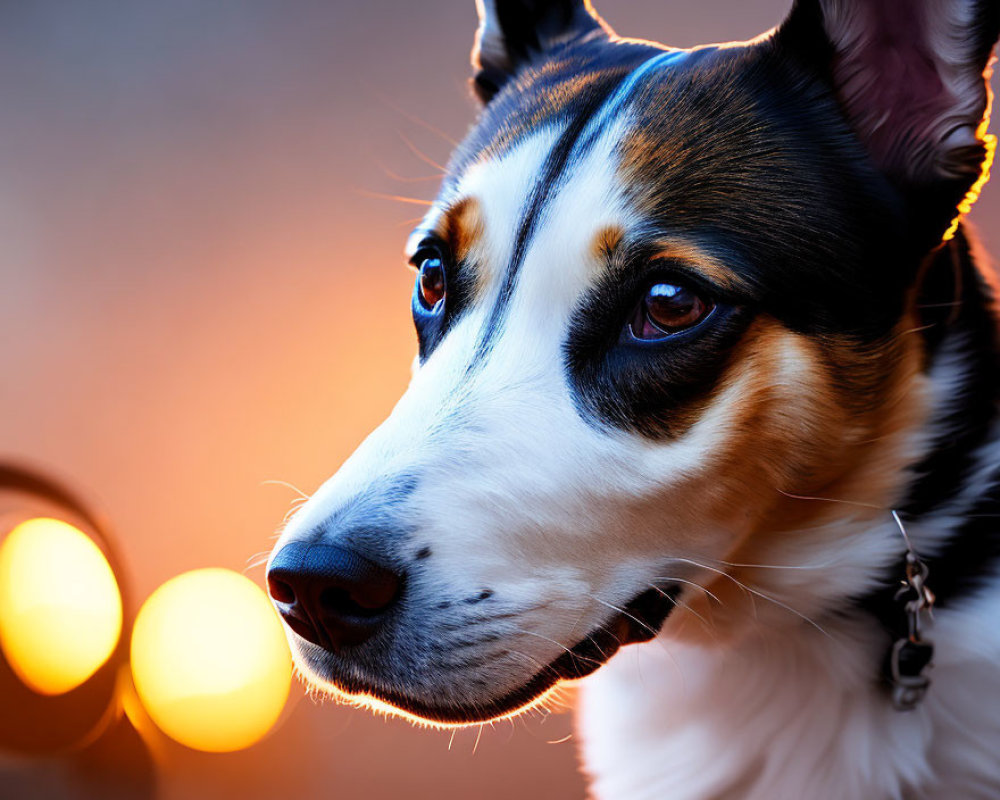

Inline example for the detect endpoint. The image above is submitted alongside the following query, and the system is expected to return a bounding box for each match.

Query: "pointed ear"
[778,0,999,236]
[471,0,613,103]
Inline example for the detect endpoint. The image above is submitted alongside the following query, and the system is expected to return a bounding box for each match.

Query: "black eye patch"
[564,248,754,438]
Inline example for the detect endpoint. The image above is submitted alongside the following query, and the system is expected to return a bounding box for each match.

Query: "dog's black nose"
[267,541,402,651]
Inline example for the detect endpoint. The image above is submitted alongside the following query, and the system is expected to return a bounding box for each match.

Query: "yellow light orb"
[0,517,123,695]
[130,568,292,752]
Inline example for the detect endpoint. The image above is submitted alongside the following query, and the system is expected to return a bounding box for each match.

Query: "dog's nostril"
[319,586,376,618]
[282,614,317,643]
[267,577,296,604]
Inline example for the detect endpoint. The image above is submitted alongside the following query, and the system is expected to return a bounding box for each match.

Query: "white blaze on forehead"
[518,132,631,310]
[411,126,565,305]
[471,124,634,389]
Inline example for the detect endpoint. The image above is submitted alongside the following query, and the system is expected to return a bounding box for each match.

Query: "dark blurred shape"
[0,645,119,755]
[72,712,157,800]
[0,463,155,800]
[0,462,124,754]
[0,462,154,800]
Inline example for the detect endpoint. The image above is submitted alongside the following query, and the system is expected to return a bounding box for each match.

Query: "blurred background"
[1,1,997,798]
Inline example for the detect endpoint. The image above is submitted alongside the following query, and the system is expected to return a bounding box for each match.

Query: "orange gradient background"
[1,1,997,798]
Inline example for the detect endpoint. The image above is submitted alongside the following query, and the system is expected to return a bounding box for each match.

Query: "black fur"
[472,0,609,102]
[563,38,911,437]
[904,231,1000,518]
[860,232,1000,653]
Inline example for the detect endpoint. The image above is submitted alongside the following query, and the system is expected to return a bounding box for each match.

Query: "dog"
[266,1,1000,796]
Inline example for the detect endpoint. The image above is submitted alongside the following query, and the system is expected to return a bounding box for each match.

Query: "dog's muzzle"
[266,521,681,723]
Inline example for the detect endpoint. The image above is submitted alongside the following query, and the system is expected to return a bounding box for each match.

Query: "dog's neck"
[858,226,1000,682]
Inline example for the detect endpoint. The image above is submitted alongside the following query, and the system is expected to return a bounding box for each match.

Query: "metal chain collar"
[889,511,936,711]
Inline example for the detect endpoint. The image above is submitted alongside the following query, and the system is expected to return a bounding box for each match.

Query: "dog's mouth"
[310,583,680,726]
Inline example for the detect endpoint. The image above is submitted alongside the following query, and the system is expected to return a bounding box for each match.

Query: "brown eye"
[629,282,713,340]
[417,256,446,311]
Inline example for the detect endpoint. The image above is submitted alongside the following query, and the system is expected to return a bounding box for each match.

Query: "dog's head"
[267,0,999,724]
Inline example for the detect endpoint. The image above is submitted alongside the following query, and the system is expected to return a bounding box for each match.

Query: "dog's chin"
[298,584,680,726]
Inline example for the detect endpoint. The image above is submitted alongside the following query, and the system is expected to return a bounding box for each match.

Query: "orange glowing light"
[944,129,996,241]
[944,59,996,242]
[130,568,292,752]
[0,517,123,695]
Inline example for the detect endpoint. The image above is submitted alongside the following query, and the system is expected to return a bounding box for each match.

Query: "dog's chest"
[577,591,1000,800]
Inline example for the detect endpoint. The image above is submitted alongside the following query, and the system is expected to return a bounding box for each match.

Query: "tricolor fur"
[268,1,1000,797]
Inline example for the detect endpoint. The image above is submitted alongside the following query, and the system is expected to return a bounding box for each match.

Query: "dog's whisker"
[715,559,835,571]
[777,489,884,511]
[504,647,552,673]
[398,130,448,173]
[436,602,555,632]
[591,590,707,674]
[368,87,460,147]
[281,499,310,525]
[245,554,271,571]
[373,158,445,184]
[662,590,715,633]
[509,627,609,667]
[261,479,312,500]
[917,300,964,309]
[656,576,722,605]
[657,557,832,639]
[645,582,719,640]
[588,595,659,640]
[357,188,434,207]
[510,627,576,657]
[900,322,938,336]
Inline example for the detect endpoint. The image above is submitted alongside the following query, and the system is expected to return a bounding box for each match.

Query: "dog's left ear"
[778,0,999,239]
[471,0,613,103]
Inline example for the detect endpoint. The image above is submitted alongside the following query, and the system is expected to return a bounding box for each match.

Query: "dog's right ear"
[777,0,999,243]
[471,0,613,103]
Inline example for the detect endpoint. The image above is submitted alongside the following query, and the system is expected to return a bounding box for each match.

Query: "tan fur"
[648,238,749,291]
[477,65,620,162]
[424,196,489,298]
[657,312,930,643]
[590,225,624,262]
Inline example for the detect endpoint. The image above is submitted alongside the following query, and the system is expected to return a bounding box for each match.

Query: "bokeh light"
[0,517,123,696]
[130,568,293,753]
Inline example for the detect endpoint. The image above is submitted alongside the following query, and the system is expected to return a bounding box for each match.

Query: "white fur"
[581,581,1000,800]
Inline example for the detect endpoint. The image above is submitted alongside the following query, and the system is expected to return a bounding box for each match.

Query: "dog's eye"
[416,255,446,311]
[628,282,714,340]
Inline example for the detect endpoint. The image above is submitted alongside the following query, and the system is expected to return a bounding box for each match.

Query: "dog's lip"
[547,583,681,681]
[308,582,680,725]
